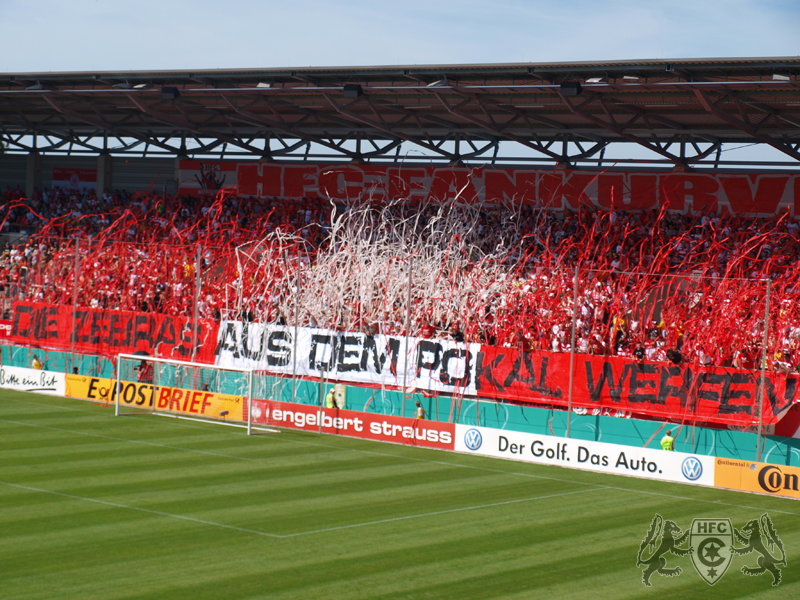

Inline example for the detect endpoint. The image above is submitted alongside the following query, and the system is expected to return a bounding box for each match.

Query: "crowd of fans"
[2,182,800,373]
[464,206,800,372]
[0,185,330,318]
[2,184,331,244]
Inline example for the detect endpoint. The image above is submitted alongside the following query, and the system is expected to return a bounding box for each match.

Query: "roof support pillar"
[25,151,42,199]
[96,153,113,195]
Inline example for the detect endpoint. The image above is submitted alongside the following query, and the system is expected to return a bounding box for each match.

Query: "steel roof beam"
[267,138,308,156]
[222,97,405,159]
[247,96,395,141]
[220,95,360,159]
[0,132,32,151]
[36,130,99,152]
[40,94,182,154]
[557,92,689,166]
[2,58,798,83]
[432,91,580,163]
[694,89,800,162]
[582,89,722,146]
[124,93,264,155]
[322,93,456,159]
[447,88,604,142]
[3,115,767,139]
[356,95,488,140]
[728,95,800,131]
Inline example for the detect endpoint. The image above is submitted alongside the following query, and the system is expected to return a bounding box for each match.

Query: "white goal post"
[114,353,280,434]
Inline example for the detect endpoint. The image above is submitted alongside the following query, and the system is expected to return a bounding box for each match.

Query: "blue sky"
[2,0,798,73]
[2,1,797,165]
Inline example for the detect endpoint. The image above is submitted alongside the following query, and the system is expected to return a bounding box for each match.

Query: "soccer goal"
[114,353,280,434]
[249,369,292,432]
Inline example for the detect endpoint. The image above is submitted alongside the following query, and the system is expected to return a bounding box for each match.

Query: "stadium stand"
[1,184,799,373]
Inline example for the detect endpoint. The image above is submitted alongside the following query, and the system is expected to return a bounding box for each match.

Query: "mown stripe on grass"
[4,391,800,600]
[0,480,283,537]
[1,479,600,538]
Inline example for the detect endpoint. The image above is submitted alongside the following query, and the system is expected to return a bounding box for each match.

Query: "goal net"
[114,353,280,434]
[249,369,292,431]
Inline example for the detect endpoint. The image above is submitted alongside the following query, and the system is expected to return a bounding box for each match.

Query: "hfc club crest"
[638,513,786,587]
[690,519,733,585]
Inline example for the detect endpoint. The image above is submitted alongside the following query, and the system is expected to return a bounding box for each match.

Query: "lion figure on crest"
[637,514,692,587]
[732,514,786,586]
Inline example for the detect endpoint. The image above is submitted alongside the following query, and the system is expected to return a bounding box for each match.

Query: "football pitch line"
[337,447,800,516]
[4,395,800,518]
[0,480,602,539]
[277,487,604,537]
[0,480,283,538]
[0,417,356,462]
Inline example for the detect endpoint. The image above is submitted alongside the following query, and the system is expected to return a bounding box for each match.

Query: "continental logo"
[758,465,800,494]
[715,458,800,499]
[717,459,749,468]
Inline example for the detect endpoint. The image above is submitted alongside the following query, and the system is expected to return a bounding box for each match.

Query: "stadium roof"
[2,57,800,168]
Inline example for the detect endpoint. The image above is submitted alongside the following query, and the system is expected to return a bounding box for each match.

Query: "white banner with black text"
[214,320,478,396]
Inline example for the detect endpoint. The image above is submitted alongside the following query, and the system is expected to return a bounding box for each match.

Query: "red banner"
[10,302,219,363]
[179,160,800,216]
[251,399,455,450]
[10,300,797,426]
[475,347,797,426]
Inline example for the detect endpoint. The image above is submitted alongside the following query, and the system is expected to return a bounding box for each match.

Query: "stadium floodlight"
[256,82,273,88]
[586,77,607,84]
[622,75,639,80]
[560,81,582,96]
[26,82,45,90]
[426,78,448,87]
[162,86,180,100]
[773,73,791,81]
[343,83,364,98]
[115,81,150,90]
[114,353,281,435]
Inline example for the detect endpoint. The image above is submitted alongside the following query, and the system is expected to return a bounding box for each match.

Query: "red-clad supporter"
[1,184,800,373]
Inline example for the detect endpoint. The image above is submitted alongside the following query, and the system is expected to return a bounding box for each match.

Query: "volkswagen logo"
[681,456,703,481]
[464,428,482,451]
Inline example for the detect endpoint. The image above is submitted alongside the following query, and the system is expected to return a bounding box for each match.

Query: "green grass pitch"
[2,390,798,599]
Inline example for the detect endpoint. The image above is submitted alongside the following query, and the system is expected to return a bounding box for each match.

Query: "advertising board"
[65,374,244,420]
[0,365,65,395]
[454,424,715,487]
[714,458,800,499]
[251,399,455,450]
